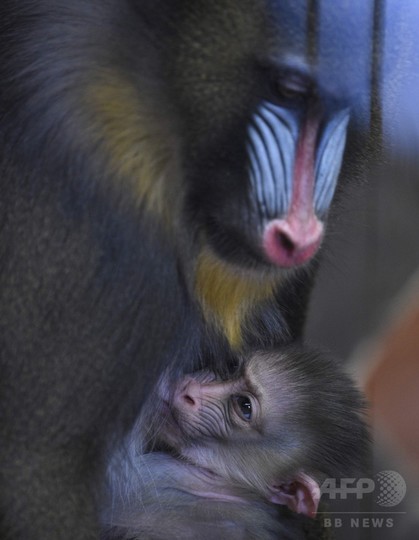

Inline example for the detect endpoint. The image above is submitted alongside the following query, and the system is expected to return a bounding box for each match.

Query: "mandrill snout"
[262,215,324,268]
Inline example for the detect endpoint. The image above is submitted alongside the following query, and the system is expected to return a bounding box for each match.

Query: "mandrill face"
[167,1,349,273]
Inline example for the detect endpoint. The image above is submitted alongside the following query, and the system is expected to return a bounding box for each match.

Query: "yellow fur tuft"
[195,248,279,348]
[86,71,180,222]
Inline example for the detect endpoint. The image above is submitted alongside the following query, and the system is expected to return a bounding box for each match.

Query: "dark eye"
[233,395,252,421]
[275,75,311,102]
[269,67,314,105]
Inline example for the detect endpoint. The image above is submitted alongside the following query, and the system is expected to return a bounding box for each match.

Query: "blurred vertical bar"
[306,0,319,64]
[370,0,384,153]
[365,0,385,315]
[364,5,385,540]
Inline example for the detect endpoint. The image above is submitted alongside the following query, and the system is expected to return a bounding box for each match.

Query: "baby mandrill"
[102,346,368,540]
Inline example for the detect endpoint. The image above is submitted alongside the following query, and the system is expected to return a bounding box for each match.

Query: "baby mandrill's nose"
[174,379,202,411]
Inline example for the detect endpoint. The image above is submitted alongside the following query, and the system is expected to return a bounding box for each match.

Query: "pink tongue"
[263,215,323,268]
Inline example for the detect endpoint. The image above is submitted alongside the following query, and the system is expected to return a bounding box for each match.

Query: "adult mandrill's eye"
[276,77,308,101]
[271,68,313,105]
[233,395,252,421]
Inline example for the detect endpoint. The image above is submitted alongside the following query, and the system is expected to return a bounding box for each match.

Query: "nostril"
[277,231,295,255]
[183,394,196,407]
[175,379,201,410]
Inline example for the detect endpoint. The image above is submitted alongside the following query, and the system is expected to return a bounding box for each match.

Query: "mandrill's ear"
[268,473,321,518]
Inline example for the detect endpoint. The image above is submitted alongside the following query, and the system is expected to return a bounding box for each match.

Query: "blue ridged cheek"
[247,102,349,221]
[314,110,350,214]
[247,102,298,218]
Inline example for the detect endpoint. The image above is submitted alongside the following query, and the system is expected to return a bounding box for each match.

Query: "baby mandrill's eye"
[233,395,252,421]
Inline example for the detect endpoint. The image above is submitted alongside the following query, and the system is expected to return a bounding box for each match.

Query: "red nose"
[262,216,324,268]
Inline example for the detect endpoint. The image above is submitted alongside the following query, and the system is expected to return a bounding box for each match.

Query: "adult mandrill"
[102,346,368,539]
[0,1,353,539]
